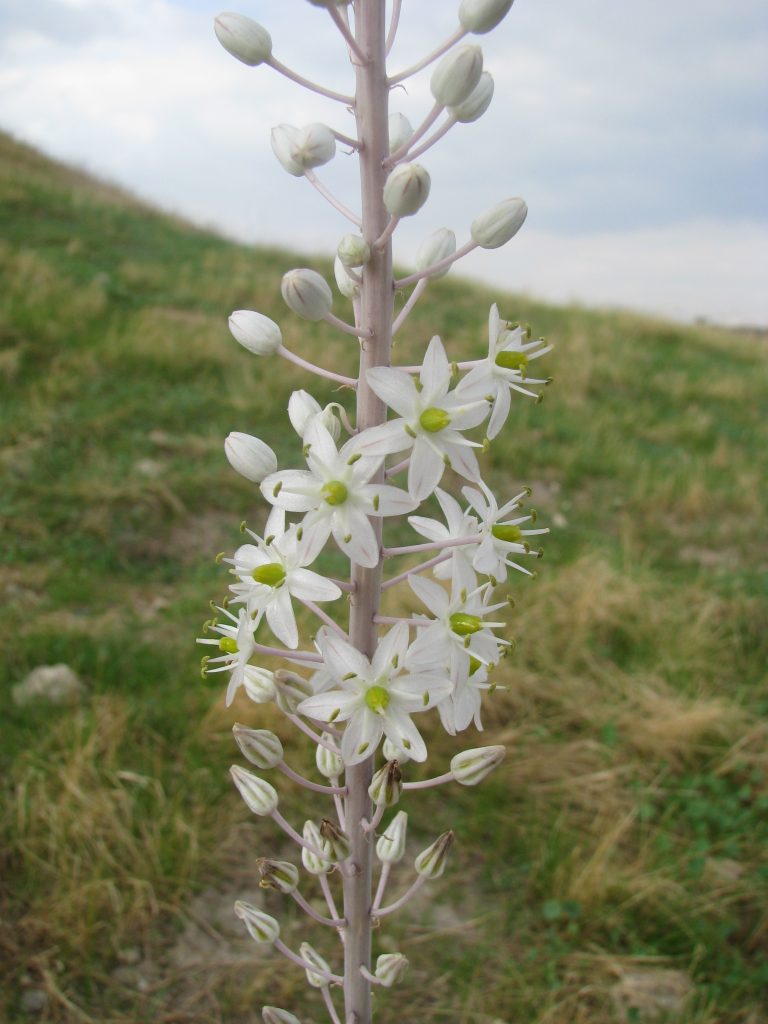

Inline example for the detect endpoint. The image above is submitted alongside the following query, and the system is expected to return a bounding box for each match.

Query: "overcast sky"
[1,0,767,325]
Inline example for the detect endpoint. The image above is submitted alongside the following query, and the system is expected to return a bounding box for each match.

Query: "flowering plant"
[202,2,551,1020]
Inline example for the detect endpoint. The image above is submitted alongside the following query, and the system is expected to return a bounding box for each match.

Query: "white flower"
[228,310,282,355]
[224,432,277,482]
[281,269,333,321]
[450,71,494,123]
[214,13,272,66]
[270,123,336,177]
[408,559,508,681]
[471,197,527,249]
[352,336,489,501]
[430,44,483,107]
[383,163,431,217]
[408,486,480,580]
[334,255,360,300]
[437,656,491,734]
[197,606,275,706]
[459,0,514,35]
[297,624,453,765]
[228,507,341,649]
[457,304,552,438]
[462,480,548,580]
[261,420,415,568]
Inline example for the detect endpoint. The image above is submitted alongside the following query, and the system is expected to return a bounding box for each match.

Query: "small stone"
[117,947,141,965]
[20,989,48,1014]
[12,664,84,707]
[612,968,693,1021]
[134,458,164,478]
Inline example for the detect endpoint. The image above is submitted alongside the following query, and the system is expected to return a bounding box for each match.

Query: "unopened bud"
[383,736,411,764]
[334,255,360,300]
[262,1009,301,1024]
[316,735,344,778]
[451,745,506,785]
[234,901,280,943]
[271,123,336,177]
[415,228,456,279]
[224,432,277,483]
[232,725,284,769]
[430,44,483,107]
[273,669,314,714]
[299,941,332,988]
[301,820,332,875]
[256,858,299,894]
[306,0,351,6]
[376,810,408,864]
[320,818,351,862]
[383,163,431,217]
[450,71,494,123]
[281,268,333,321]
[337,233,370,268]
[388,112,414,154]
[414,830,454,879]
[228,310,282,355]
[368,760,402,807]
[459,0,514,34]
[230,765,279,816]
[375,952,409,987]
[240,666,276,705]
[471,197,528,249]
[214,12,272,66]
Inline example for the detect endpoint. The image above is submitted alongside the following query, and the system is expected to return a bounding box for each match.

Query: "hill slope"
[1,131,766,1024]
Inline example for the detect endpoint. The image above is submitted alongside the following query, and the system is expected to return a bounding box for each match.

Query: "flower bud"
[281,268,333,321]
[288,390,320,437]
[459,0,514,34]
[234,901,280,943]
[316,734,344,778]
[306,0,351,6]
[415,228,456,279]
[274,669,314,714]
[256,858,299,894]
[414,830,454,879]
[334,255,361,300]
[214,12,272,66]
[230,765,279,816]
[320,818,351,862]
[337,233,370,268]
[241,666,276,704]
[271,123,336,177]
[228,310,282,355]
[430,44,483,107]
[232,725,284,769]
[383,736,411,764]
[451,745,506,785]
[376,810,408,864]
[299,942,331,988]
[471,197,528,249]
[224,432,277,483]
[375,952,409,987]
[368,760,402,807]
[383,163,431,217]
[301,820,331,875]
[450,71,494,123]
[262,1009,301,1024]
[388,112,414,154]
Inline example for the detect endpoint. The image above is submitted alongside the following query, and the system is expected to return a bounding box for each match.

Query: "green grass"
[1,130,767,1024]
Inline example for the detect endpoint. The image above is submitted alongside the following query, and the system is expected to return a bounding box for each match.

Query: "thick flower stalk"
[204,3,552,1021]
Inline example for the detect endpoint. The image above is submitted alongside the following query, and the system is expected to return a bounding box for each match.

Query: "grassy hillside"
[1,130,766,1024]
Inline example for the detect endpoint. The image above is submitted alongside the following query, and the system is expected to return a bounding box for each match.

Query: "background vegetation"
[1,131,766,1023]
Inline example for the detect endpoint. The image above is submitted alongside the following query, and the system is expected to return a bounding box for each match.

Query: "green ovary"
[418,407,451,433]
[219,637,239,654]
[321,480,348,506]
[495,350,528,371]
[450,613,483,636]
[252,562,286,587]
[364,685,391,714]
[492,524,523,543]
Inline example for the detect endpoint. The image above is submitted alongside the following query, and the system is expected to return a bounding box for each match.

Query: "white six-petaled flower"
[297,623,452,765]
[351,336,489,500]
[196,606,276,707]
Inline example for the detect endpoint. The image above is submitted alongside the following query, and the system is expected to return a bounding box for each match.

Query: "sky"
[1,0,767,326]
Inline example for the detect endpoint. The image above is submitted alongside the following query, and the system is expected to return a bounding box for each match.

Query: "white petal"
[352,420,412,458]
[371,622,410,678]
[366,367,419,419]
[381,706,427,762]
[298,508,332,564]
[443,441,481,484]
[455,361,493,400]
[298,689,361,722]
[319,631,371,684]
[419,335,451,399]
[407,515,448,543]
[266,585,298,649]
[408,438,444,501]
[388,672,453,710]
[342,710,384,765]
[434,487,464,532]
[265,505,286,540]
[332,505,379,568]
[304,419,341,477]
[289,568,342,603]
[409,574,449,618]
[366,484,417,517]
[261,470,320,512]
[473,534,500,575]
[487,385,510,439]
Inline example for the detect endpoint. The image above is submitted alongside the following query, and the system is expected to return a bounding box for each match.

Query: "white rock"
[20,989,48,1014]
[12,664,84,707]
